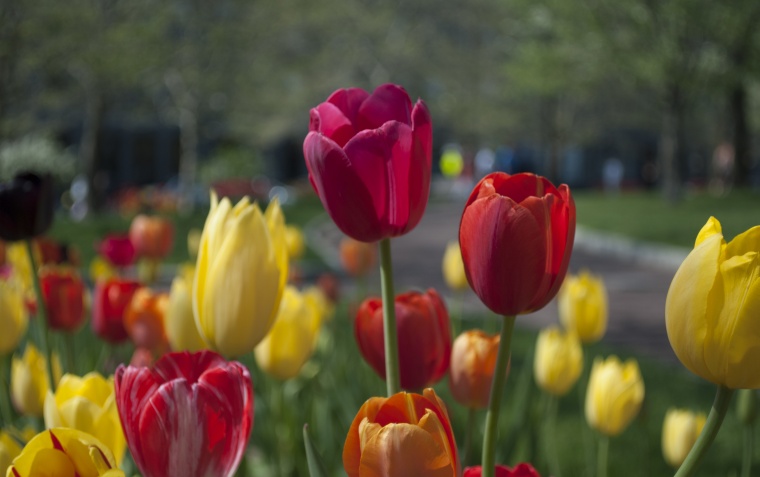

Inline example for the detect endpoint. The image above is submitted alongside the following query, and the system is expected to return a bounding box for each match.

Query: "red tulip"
[355,288,451,390]
[39,267,86,332]
[464,463,542,477]
[92,278,142,343]
[115,350,253,477]
[129,215,174,260]
[303,83,433,242]
[459,172,575,316]
[99,234,137,267]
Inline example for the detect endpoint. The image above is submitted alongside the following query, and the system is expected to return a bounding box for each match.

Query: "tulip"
[304,84,433,242]
[303,284,335,323]
[44,372,127,464]
[6,242,33,296]
[448,330,502,409]
[585,355,644,436]
[89,256,117,283]
[0,172,54,242]
[534,327,583,396]
[254,286,321,380]
[339,237,377,278]
[0,272,28,355]
[558,270,608,343]
[92,278,142,344]
[114,350,253,477]
[442,241,468,292]
[285,225,306,260]
[11,344,61,417]
[661,408,706,468]
[166,269,205,352]
[39,266,86,332]
[128,215,174,260]
[355,288,451,390]
[459,172,575,316]
[187,228,202,259]
[123,287,169,353]
[343,388,459,477]
[193,192,288,357]
[6,428,124,477]
[0,429,23,473]
[666,216,760,389]
[98,234,137,268]
[464,464,542,477]
[0,239,6,266]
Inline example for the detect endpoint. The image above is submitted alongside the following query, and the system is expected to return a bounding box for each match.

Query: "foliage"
[198,147,264,185]
[0,135,76,181]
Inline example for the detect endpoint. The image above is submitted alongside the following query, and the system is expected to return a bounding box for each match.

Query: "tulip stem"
[0,354,12,426]
[674,385,734,477]
[544,394,562,477]
[597,434,609,477]
[25,240,56,392]
[379,238,401,396]
[741,424,754,477]
[462,406,476,466]
[481,314,516,477]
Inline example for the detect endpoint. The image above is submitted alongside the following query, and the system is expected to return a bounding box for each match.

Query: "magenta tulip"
[99,234,137,267]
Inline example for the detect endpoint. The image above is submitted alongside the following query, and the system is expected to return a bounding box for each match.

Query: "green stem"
[379,238,400,396]
[25,240,56,392]
[674,385,735,477]
[64,332,76,374]
[741,424,754,477]
[462,407,476,466]
[545,393,562,477]
[481,314,517,477]
[597,434,609,477]
[0,354,13,426]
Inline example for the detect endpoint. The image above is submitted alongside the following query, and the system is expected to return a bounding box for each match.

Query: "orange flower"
[339,237,377,278]
[123,287,169,354]
[448,330,504,409]
[128,215,174,260]
[343,389,460,477]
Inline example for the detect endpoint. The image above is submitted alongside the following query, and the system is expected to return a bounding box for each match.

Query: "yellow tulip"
[165,268,205,352]
[0,273,27,355]
[558,270,608,343]
[303,285,334,323]
[442,241,468,292]
[6,428,124,477]
[6,243,33,294]
[254,286,321,380]
[285,225,306,260]
[0,430,23,473]
[534,327,583,396]
[89,257,117,283]
[194,192,288,357]
[585,355,644,436]
[43,373,126,465]
[661,408,706,468]
[666,217,760,389]
[11,345,61,417]
[187,228,202,259]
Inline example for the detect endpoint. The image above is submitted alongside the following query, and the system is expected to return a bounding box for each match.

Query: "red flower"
[99,234,137,267]
[459,172,575,316]
[114,350,254,477]
[129,215,174,260]
[92,278,142,343]
[303,83,433,242]
[464,463,542,477]
[39,267,86,332]
[355,288,451,390]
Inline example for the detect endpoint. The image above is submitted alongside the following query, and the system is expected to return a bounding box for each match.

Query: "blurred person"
[710,141,734,196]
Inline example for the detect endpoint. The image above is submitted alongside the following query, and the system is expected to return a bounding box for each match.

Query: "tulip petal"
[28,448,77,476]
[326,87,370,126]
[358,423,452,477]
[356,84,412,131]
[344,397,388,477]
[310,102,356,148]
[154,350,227,384]
[114,366,161,471]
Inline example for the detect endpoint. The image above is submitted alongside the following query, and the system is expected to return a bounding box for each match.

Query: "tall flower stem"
[741,424,754,477]
[379,238,400,396]
[597,434,609,477]
[462,407,476,466]
[674,385,734,477]
[0,354,12,426]
[544,393,562,477]
[481,314,516,477]
[25,240,56,392]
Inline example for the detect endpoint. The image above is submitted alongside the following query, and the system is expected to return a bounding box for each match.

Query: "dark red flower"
[464,463,542,477]
[92,278,142,343]
[99,234,137,267]
[303,83,433,242]
[355,288,451,390]
[39,266,86,332]
[460,172,575,316]
[115,350,254,477]
[0,172,54,242]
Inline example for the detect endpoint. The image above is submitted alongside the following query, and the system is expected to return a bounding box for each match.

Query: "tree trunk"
[165,72,198,214]
[731,77,751,187]
[660,84,686,203]
[81,90,104,214]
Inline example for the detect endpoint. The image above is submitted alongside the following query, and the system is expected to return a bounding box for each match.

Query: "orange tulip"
[123,287,169,354]
[343,388,459,477]
[448,330,503,409]
[339,237,377,278]
[128,215,174,260]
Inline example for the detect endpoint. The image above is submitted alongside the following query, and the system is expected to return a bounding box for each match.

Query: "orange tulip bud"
[123,287,169,354]
[339,237,377,278]
[448,330,504,409]
[129,215,174,260]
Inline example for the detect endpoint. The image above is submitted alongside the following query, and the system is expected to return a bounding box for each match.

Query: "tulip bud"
[448,329,503,409]
[166,269,205,352]
[558,270,608,343]
[0,430,23,472]
[11,344,62,417]
[585,356,644,437]
[124,287,169,354]
[39,266,86,332]
[98,234,137,268]
[339,237,377,278]
[285,225,306,260]
[534,327,583,396]
[92,278,141,344]
[0,172,54,242]
[442,241,468,292]
[0,271,28,355]
[661,408,706,468]
[129,214,174,260]
[187,228,202,259]
[464,463,542,477]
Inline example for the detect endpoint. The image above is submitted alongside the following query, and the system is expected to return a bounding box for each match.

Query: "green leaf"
[303,423,330,477]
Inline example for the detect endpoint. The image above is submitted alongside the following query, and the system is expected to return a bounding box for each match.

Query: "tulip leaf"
[303,423,330,477]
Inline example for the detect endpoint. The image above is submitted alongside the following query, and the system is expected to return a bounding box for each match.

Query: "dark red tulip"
[115,350,254,477]
[464,463,542,477]
[355,288,451,390]
[460,172,575,316]
[303,83,433,242]
[99,234,137,267]
[39,266,86,332]
[0,172,54,242]
[92,278,142,343]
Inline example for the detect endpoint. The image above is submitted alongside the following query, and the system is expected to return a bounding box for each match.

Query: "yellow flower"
[43,373,127,465]
[254,286,321,380]
[661,408,706,468]
[666,217,760,389]
[442,242,468,292]
[11,345,62,417]
[303,285,334,323]
[558,270,608,343]
[187,228,202,259]
[0,273,28,355]
[7,428,124,477]
[285,225,306,260]
[585,355,644,436]
[193,192,288,357]
[534,327,583,396]
[0,430,23,473]
[89,257,117,283]
[6,243,33,294]
[165,268,205,352]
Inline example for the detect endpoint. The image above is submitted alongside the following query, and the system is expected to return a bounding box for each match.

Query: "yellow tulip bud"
[285,225,306,260]
[0,430,23,473]
[11,345,62,417]
[666,217,760,389]
[661,408,706,468]
[558,270,608,343]
[254,286,321,380]
[166,269,205,352]
[0,273,28,355]
[187,228,202,260]
[585,355,644,437]
[442,241,468,292]
[89,257,117,283]
[193,192,288,357]
[43,373,127,465]
[534,327,583,396]
[6,243,33,295]
[303,285,334,323]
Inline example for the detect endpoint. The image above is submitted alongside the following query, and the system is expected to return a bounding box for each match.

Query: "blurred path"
[307,195,690,364]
